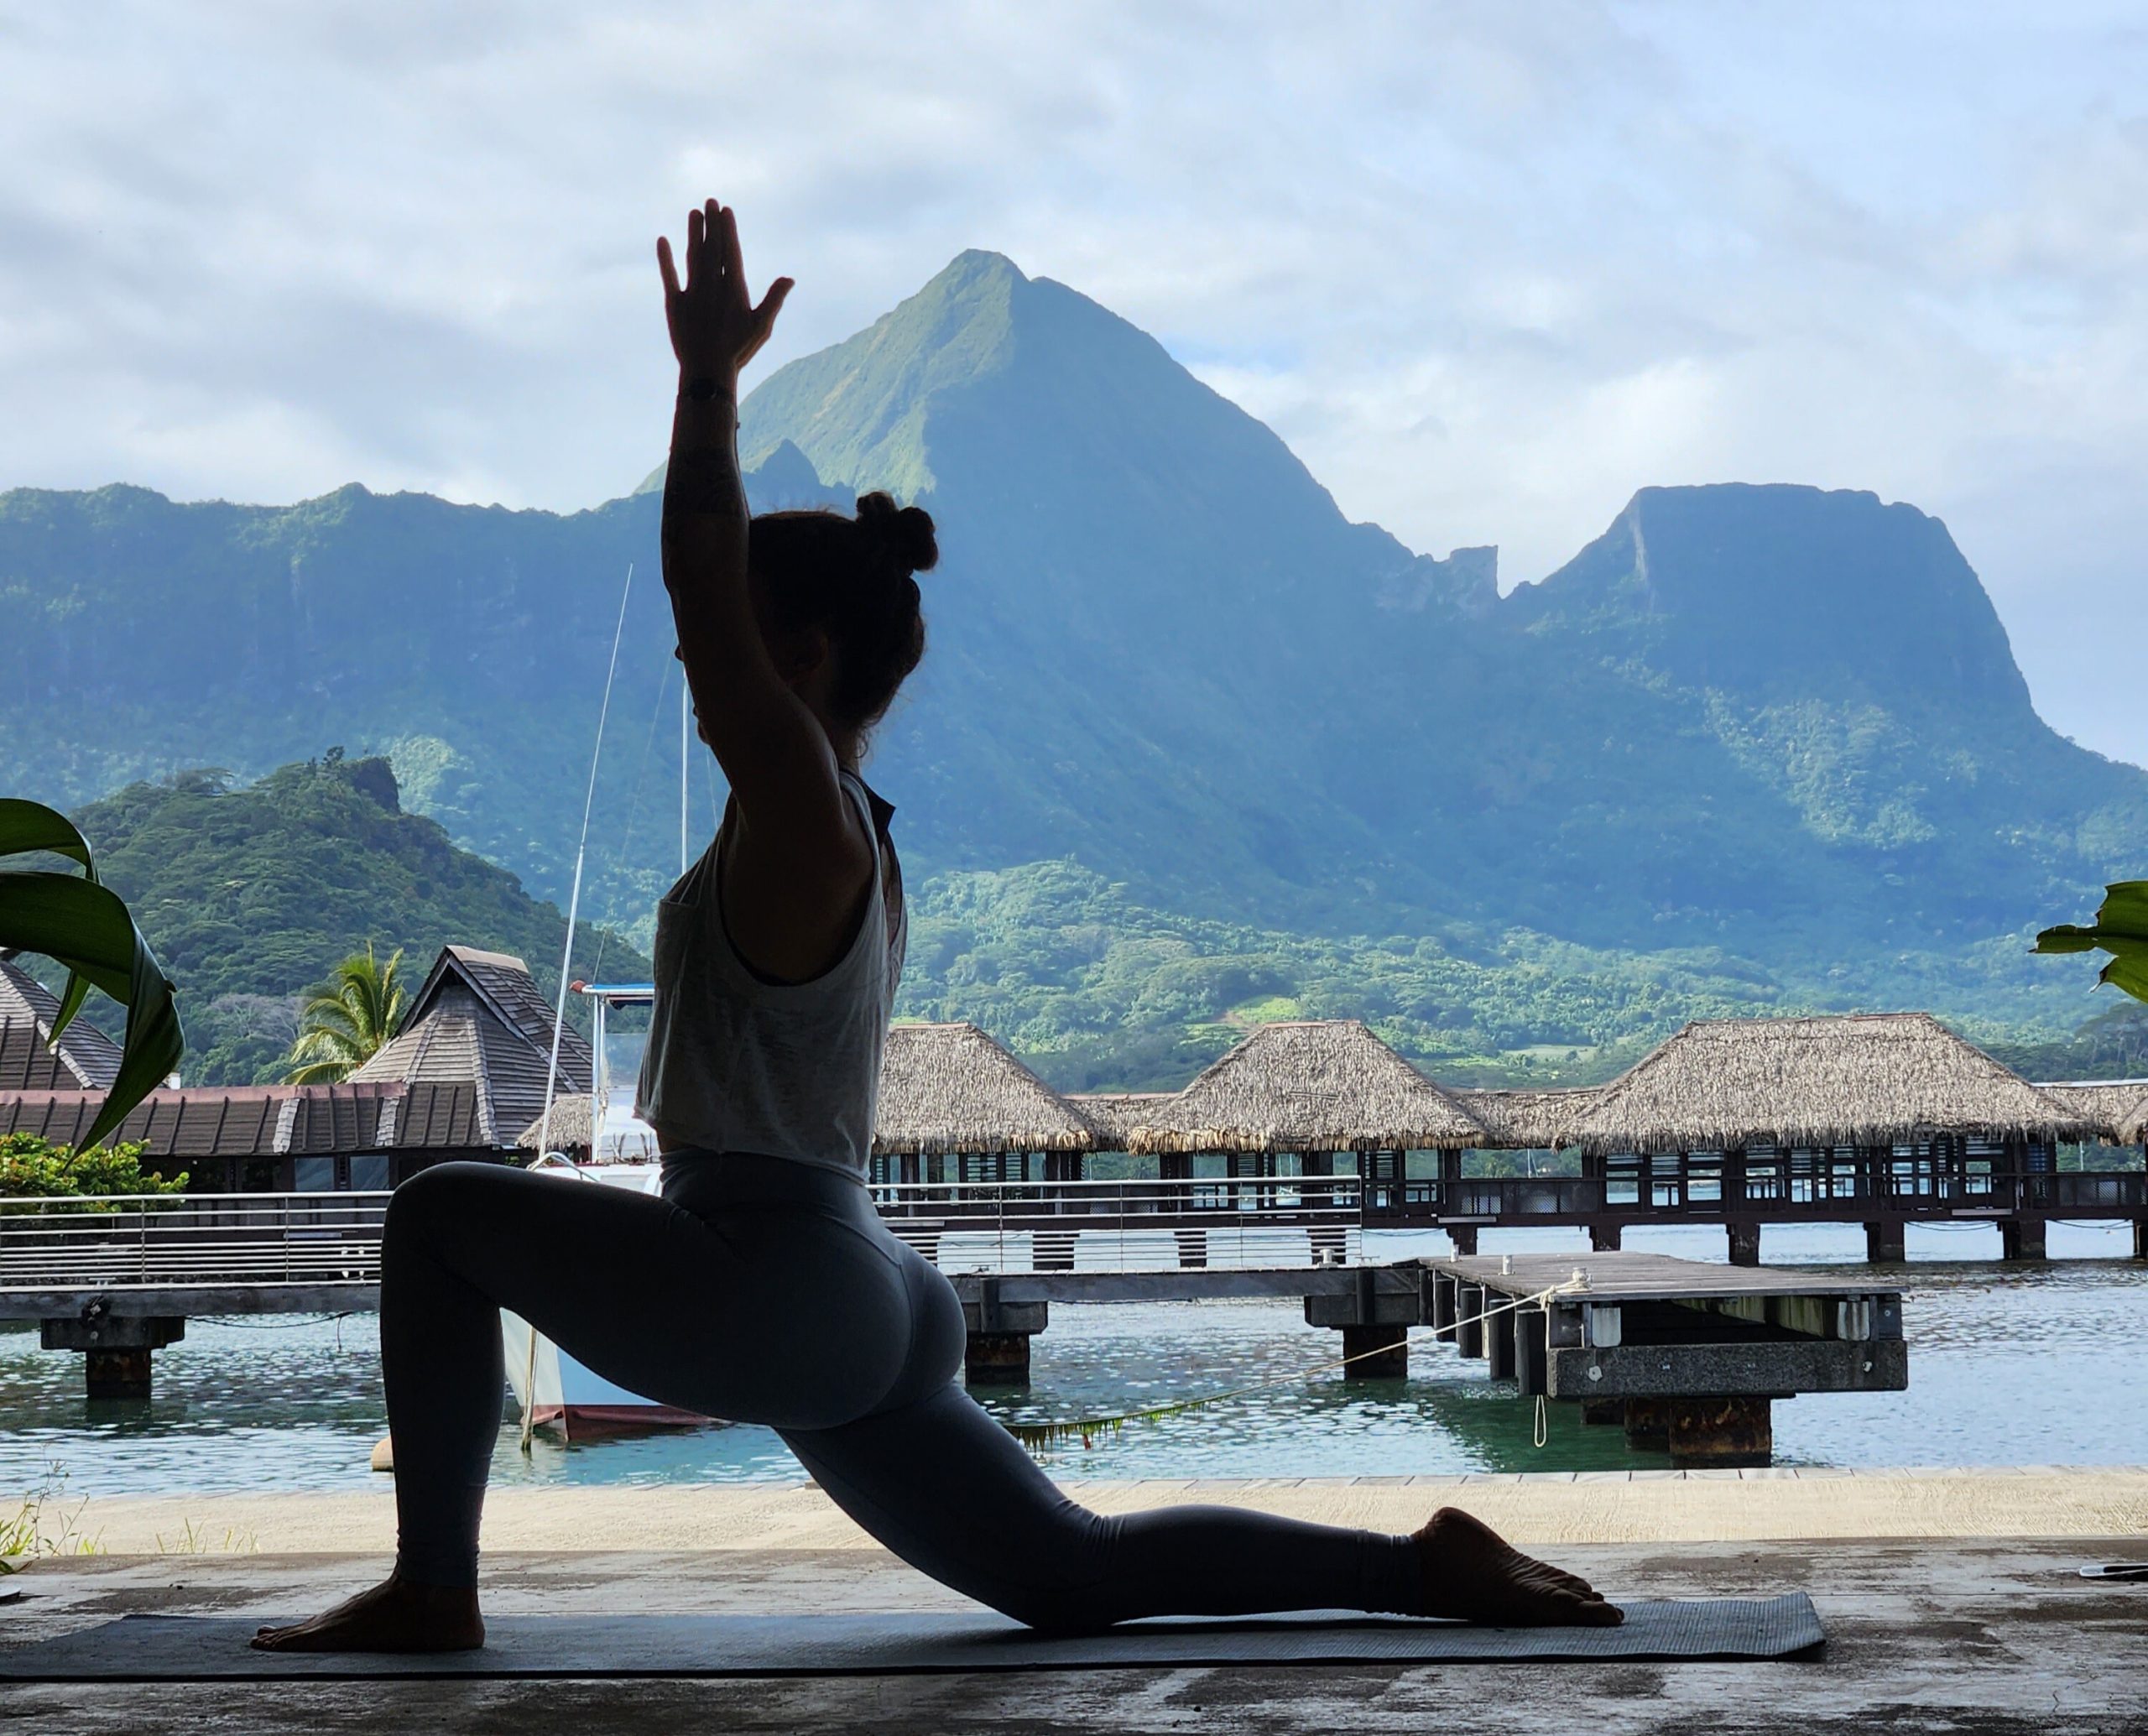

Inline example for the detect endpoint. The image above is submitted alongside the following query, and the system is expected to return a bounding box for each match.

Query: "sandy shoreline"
[30,1465,2148,1556]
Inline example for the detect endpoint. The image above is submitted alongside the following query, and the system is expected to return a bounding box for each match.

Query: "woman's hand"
[657,198,793,385]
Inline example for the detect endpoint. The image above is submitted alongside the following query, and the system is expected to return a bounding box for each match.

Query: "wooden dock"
[1428,1252,1907,1467]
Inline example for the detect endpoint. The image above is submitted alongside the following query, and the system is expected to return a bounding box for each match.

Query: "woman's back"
[639,767,906,1178]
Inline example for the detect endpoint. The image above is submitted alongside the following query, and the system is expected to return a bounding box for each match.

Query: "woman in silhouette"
[256,201,1619,1651]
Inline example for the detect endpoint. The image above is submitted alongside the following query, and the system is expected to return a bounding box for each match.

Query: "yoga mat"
[3,1598,1822,1680]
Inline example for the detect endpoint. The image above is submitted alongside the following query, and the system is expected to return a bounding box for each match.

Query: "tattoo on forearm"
[662,443,747,524]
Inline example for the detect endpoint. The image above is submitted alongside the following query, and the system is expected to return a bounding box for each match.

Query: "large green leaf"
[2036,880,2148,1007]
[0,815,186,1150]
[0,799,101,1043]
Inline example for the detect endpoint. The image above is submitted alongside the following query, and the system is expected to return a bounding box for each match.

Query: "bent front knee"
[384,1160,498,1250]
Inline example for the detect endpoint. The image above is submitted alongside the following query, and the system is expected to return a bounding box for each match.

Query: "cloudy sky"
[6,2,2145,763]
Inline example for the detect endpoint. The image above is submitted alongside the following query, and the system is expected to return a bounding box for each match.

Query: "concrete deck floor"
[3,1481,2145,1733]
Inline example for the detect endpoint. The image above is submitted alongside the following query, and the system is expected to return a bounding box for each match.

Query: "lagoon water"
[8,1219,2145,1500]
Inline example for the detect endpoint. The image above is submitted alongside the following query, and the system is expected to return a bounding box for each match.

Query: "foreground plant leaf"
[2036,881,2148,1006]
[0,801,184,1150]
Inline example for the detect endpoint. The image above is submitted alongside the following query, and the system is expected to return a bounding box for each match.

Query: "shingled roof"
[0,1080,482,1157]
[1561,1014,2095,1155]
[872,1023,1095,1155]
[351,946,592,1146]
[0,955,125,1092]
[1123,1020,1487,1154]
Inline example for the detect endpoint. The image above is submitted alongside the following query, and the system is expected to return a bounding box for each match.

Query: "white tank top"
[635,770,905,1179]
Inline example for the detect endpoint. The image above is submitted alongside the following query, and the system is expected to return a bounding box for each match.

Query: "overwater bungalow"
[869,1021,1095,1186]
[1117,1019,1486,1205]
[1549,1013,2101,1259]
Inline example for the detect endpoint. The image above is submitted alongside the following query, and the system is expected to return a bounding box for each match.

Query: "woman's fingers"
[656,234,680,300]
[718,204,746,302]
[753,276,794,341]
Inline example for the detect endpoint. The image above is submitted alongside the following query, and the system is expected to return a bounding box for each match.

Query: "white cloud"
[1,0,2145,759]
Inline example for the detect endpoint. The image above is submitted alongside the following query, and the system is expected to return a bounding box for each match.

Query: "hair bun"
[855,491,938,576]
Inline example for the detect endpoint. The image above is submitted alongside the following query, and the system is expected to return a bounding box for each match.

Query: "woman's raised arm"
[656,200,864,886]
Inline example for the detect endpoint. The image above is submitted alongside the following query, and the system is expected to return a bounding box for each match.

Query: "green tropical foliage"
[284,943,407,1083]
[2036,882,2148,1004]
[46,753,647,1086]
[0,799,183,1147]
[0,1132,187,1206]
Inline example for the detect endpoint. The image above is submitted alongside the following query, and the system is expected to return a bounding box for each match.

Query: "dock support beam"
[2135,1219,2148,1261]
[961,1285,1046,1388]
[1864,1220,1906,1264]
[2000,1218,2047,1262]
[1173,1230,1207,1269]
[1341,1322,1408,1379]
[1447,1226,1479,1258]
[1727,1222,1762,1267]
[43,1313,185,1400]
[1589,1222,1622,1253]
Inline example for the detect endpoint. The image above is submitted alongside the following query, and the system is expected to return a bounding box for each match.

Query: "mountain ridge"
[4,248,2144,1065]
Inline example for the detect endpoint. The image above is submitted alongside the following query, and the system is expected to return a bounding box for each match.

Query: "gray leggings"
[383,1154,1421,1629]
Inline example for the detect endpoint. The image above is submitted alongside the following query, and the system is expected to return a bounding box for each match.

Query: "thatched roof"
[872,1023,1095,1155]
[1561,1014,2095,1155]
[516,1094,593,1152]
[1066,1092,1179,1150]
[1123,1020,1486,1154]
[1452,1087,1601,1150]
[2037,1082,2148,1145]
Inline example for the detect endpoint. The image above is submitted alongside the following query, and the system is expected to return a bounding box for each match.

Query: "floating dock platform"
[1427,1251,1907,1467]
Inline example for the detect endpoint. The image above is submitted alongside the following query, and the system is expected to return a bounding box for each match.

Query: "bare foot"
[1414,1507,1623,1626]
[251,1572,485,1652]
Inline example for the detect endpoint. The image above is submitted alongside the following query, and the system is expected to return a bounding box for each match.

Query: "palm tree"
[286,945,408,1083]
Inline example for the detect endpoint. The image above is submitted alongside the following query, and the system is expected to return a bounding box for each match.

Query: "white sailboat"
[504,634,720,1438]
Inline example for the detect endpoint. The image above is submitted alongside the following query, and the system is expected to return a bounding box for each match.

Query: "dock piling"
[1589,1222,1623,1253]
[1667,1396,1774,1468]
[960,1281,1046,1387]
[1485,1304,1518,1382]
[1341,1322,1408,1379]
[1864,1220,1906,1263]
[1513,1303,1549,1396]
[1431,1273,1457,1342]
[1999,1218,2047,1262]
[42,1311,185,1400]
[1455,1283,1485,1359]
[1622,1396,1669,1450]
[1727,1222,1762,1267]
